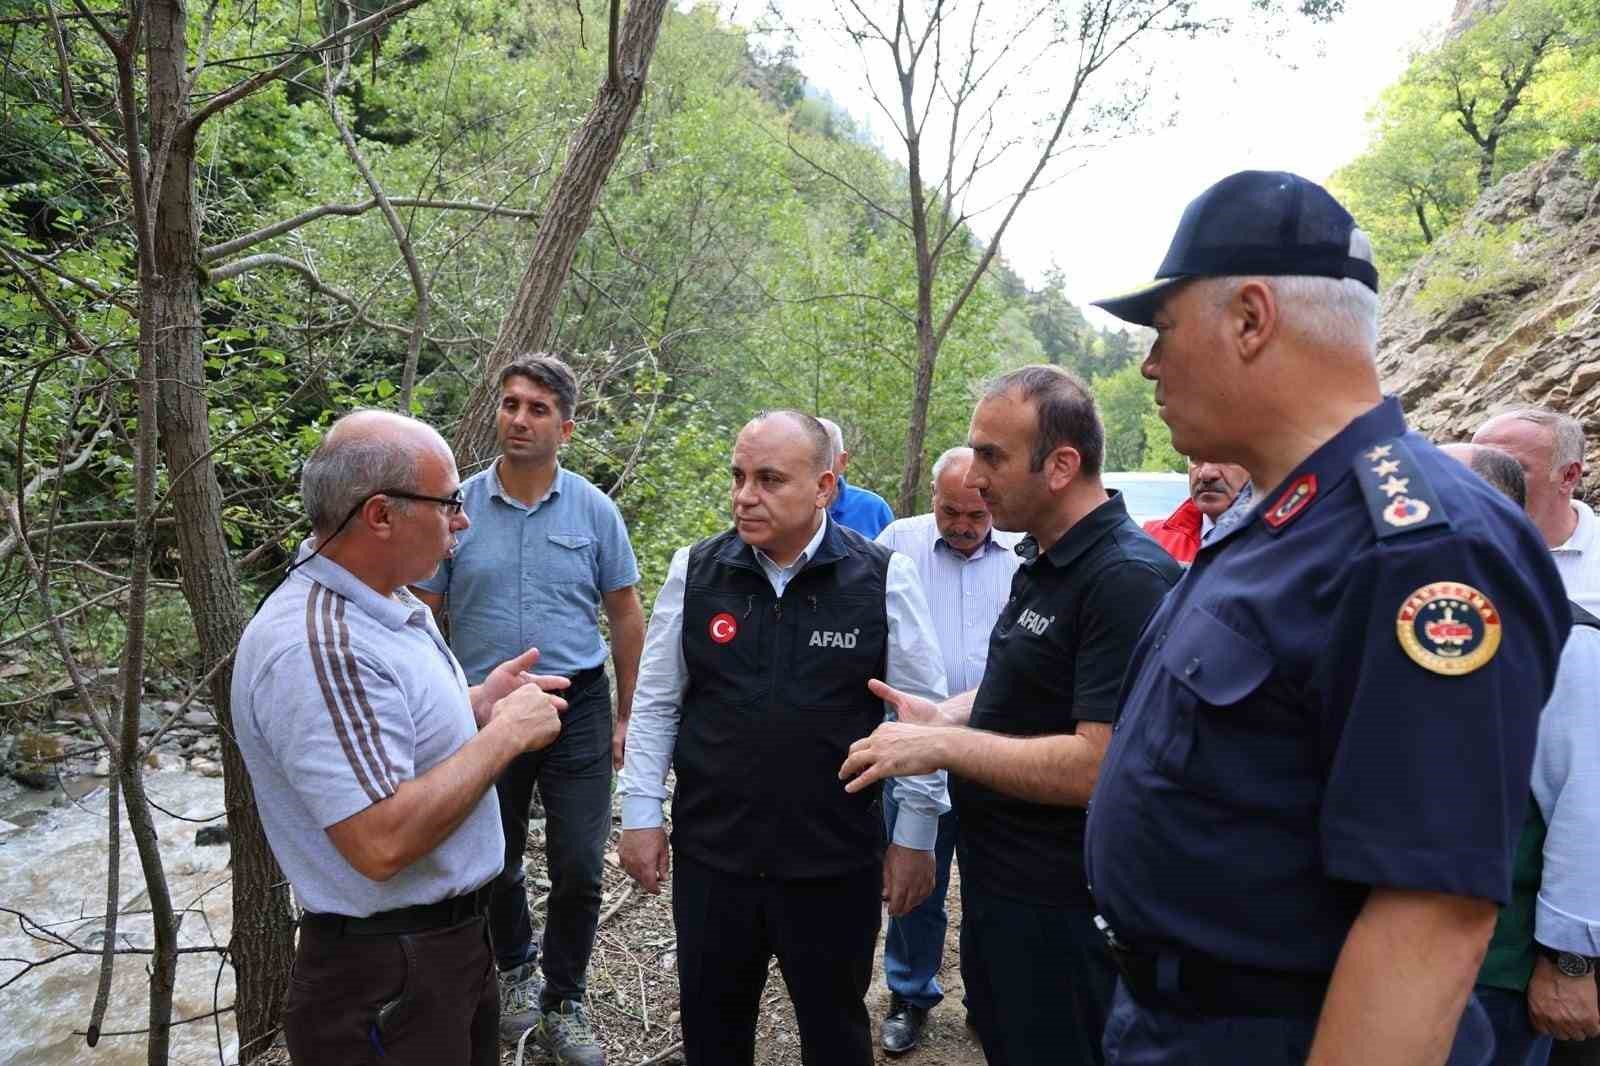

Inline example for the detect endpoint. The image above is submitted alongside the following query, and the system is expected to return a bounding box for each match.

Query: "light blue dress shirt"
[874,514,1022,696]
[618,516,951,850]
[1532,623,1600,955]
[414,462,639,682]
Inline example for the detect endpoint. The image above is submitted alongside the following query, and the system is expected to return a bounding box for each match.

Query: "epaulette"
[1351,436,1450,539]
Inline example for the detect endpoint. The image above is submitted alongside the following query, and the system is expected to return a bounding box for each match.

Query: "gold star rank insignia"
[1396,582,1501,675]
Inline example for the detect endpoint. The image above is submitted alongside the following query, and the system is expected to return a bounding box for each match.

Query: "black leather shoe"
[882,997,930,1055]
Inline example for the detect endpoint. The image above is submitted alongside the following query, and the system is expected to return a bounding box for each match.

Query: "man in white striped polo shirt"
[233,410,569,1065]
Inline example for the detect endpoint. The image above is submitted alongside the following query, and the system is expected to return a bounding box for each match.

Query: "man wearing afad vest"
[618,410,950,1066]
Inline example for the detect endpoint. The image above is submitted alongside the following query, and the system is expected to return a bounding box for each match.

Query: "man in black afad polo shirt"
[617,409,949,1066]
[844,365,1181,1066]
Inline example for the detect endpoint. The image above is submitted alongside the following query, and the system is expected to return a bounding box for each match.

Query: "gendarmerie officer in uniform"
[1083,171,1572,1066]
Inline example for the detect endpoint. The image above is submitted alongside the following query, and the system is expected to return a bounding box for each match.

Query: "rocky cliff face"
[1376,148,1600,499]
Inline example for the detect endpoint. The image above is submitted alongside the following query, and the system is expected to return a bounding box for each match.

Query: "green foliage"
[2,0,1123,669]
[1091,362,1162,472]
[1410,220,1552,317]
[1139,409,1185,473]
[1333,0,1600,280]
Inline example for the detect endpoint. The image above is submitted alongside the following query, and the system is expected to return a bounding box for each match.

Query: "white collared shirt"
[619,516,950,850]
[1554,499,1600,615]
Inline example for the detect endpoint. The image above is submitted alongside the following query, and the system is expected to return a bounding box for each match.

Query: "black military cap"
[1092,170,1379,327]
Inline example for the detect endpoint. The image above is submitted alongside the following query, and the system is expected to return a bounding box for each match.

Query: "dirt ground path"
[500,816,987,1066]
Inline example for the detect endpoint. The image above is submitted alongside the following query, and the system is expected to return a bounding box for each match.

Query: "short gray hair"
[1203,228,1380,354]
[930,446,972,486]
[1466,446,1527,509]
[1492,408,1586,472]
[301,411,430,535]
[817,417,845,466]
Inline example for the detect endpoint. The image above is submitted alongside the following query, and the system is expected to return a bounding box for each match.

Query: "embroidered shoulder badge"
[1396,582,1502,675]
[1353,437,1449,539]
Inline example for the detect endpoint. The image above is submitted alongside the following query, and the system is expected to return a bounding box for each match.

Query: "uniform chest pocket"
[1150,606,1318,814]
[544,532,596,584]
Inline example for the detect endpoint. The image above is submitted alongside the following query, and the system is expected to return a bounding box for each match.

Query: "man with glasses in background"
[415,356,645,1064]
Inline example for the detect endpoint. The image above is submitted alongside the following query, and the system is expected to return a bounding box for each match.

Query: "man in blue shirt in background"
[415,356,645,1065]
[820,416,894,537]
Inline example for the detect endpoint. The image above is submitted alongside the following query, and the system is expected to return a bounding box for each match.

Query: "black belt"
[565,665,606,695]
[302,884,491,937]
[1097,916,1328,1017]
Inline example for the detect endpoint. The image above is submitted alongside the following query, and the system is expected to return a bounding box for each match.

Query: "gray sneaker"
[535,999,604,1065]
[497,960,544,1043]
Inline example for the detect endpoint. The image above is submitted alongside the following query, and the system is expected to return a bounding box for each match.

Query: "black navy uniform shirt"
[1085,397,1571,975]
[953,492,1181,907]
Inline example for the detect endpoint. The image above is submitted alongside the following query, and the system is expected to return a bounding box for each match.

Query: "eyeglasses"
[252,487,463,617]
[378,488,465,515]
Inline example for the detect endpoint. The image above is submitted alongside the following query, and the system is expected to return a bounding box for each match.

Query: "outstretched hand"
[838,721,950,794]
[867,678,940,725]
[476,647,571,726]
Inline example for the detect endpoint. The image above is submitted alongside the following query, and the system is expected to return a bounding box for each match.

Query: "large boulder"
[1377,149,1600,499]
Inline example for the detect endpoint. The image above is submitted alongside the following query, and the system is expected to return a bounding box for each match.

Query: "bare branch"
[607,0,621,88]
[186,0,431,132]
[1,491,115,754]
[324,21,429,409]
[777,130,910,230]
[200,197,539,263]
[43,0,128,171]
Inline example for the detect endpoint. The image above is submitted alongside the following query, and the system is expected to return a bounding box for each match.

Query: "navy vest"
[673,521,892,878]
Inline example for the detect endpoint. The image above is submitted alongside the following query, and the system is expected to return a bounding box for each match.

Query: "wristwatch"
[1540,946,1598,978]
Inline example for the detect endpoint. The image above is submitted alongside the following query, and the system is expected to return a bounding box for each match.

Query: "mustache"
[1195,480,1231,495]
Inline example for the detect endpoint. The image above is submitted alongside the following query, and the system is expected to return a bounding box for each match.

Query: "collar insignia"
[1263,474,1318,530]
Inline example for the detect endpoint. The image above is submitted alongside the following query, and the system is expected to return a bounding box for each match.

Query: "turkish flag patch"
[709,612,738,644]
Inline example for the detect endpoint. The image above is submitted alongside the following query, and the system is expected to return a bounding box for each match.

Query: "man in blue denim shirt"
[415,356,644,1064]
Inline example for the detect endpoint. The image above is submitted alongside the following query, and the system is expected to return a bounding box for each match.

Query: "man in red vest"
[1142,459,1249,563]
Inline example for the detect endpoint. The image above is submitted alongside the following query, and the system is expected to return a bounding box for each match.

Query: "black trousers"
[284,914,497,1065]
[672,850,881,1066]
[960,886,1118,1066]
[487,667,612,1007]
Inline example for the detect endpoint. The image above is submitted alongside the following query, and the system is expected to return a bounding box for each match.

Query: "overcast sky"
[749,0,1451,327]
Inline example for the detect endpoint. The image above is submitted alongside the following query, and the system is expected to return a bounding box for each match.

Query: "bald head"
[1441,443,1526,510]
[302,409,453,535]
[1471,408,1585,547]
[746,410,833,474]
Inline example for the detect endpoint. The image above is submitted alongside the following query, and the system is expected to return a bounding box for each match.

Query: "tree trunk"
[454,0,670,465]
[895,64,937,518]
[1477,133,1499,192]
[1413,199,1435,244]
[146,2,296,1059]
